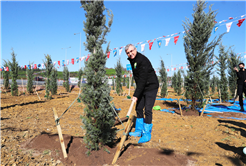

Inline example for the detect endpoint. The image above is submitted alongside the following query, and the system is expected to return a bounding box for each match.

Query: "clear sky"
[1,0,246,77]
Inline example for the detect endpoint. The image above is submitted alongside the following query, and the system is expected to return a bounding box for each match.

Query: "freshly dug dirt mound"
[21,133,196,166]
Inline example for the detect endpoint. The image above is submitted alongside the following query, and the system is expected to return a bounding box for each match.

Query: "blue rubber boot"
[129,118,144,137]
[138,123,153,144]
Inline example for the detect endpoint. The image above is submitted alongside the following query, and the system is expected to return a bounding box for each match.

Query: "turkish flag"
[174,36,179,45]
[237,18,245,27]
[86,55,90,61]
[107,52,110,58]
[149,42,153,50]
[71,58,74,65]
[34,64,37,69]
[58,61,60,66]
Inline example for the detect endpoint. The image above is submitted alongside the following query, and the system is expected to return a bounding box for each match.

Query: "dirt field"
[1,86,246,165]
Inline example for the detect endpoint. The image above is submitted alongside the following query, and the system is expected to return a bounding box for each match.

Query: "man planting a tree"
[125,44,159,143]
[234,62,246,112]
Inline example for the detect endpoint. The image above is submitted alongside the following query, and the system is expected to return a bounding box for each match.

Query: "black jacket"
[236,68,246,85]
[127,52,159,98]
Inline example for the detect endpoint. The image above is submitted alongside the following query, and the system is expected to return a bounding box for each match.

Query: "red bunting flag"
[24,65,26,69]
[229,17,233,20]
[86,55,90,61]
[149,42,153,50]
[107,52,110,58]
[174,68,176,71]
[237,18,245,27]
[214,21,217,23]
[181,66,183,69]
[58,61,60,66]
[5,67,9,71]
[71,58,74,65]
[167,69,169,72]
[147,40,151,43]
[34,64,37,69]
[174,36,179,45]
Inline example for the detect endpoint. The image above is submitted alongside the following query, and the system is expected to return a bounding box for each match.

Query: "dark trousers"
[135,88,158,124]
[237,84,246,109]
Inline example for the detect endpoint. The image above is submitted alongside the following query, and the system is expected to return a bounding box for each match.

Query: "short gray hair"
[125,44,136,52]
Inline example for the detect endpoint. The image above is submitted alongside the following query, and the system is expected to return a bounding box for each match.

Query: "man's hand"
[234,67,239,72]
[132,96,138,102]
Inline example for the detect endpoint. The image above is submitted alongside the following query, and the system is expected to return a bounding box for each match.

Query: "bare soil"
[1,86,246,165]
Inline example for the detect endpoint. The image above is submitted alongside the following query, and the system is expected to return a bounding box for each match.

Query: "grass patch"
[43,149,50,155]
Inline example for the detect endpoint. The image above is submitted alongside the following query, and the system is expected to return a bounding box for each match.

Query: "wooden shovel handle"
[126,100,135,118]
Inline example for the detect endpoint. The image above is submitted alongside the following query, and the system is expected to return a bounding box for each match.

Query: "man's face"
[239,64,245,69]
[126,46,137,59]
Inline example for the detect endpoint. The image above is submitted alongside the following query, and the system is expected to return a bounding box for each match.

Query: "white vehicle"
[69,77,79,84]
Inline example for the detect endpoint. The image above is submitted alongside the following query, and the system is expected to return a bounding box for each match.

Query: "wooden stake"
[35,81,41,100]
[200,98,209,117]
[112,114,135,165]
[52,108,68,158]
[128,72,131,96]
[178,99,183,116]
[22,78,24,93]
[219,88,221,103]
[126,100,135,118]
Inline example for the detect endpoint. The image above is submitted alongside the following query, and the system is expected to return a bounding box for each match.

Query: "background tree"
[2,60,10,90]
[63,66,70,92]
[216,44,229,101]
[78,68,83,88]
[112,77,115,90]
[203,75,210,96]
[176,69,182,96]
[80,0,115,154]
[182,0,224,111]
[126,76,129,89]
[8,49,19,96]
[50,68,58,95]
[123,75,126,86]
[26,62,34,93]
[228,50,240,98]
[211,75,216,94]
[115,59,123,95]
[131,75,134,87]
[44,54,53,99]
[159,60,168,98]
[172,72,177,93]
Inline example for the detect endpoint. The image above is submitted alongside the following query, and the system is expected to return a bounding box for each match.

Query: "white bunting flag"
[42,63,44,69]
[165,38,171,46]
[226,22,233,32]
[141,44,145,52]
[67,60,69,65]
[81,56,86,61]
[119,48,123,55]
[53,61,56,66]
[31,65,33,69]
[244,55,246,58]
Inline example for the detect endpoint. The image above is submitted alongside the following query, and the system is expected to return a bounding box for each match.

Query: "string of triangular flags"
[107,14,245,58]
[1,14,245,72]
[163,51,246,72]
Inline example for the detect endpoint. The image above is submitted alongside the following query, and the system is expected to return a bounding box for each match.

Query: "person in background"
[234,62,246,112]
